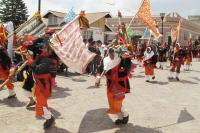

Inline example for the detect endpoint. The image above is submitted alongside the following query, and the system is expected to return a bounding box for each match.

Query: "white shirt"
[98,45,105,58]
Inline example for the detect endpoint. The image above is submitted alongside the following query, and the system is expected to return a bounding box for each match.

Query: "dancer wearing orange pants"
[25,29,56,129]
[95,47,135,125]
[143,46,156,82]
[0,44,16,98]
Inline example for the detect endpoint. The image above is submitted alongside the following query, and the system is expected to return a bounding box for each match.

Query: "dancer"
[95,45,136,125]
[15,48,36,108]
[143,45,156,82]
[0,34,16,98]
[158,44,167,69]
[136,44,145,67]
[185,46,192,71]
[10,30,56,128]
[168,43,186,81]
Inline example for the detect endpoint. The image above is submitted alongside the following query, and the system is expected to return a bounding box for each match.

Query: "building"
[188,15,200,26]
[42,10,113,43]
[105,12,200,46]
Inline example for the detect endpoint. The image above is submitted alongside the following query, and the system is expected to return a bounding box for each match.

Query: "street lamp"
[160,13,165,43]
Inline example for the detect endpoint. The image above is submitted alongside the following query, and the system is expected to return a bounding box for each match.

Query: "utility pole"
[38,0,41,12]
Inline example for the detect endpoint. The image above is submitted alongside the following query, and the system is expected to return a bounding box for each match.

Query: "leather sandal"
[26,101,36,108]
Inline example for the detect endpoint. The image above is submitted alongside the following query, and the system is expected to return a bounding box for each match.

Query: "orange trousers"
[0,70,14,90]
[107,92,123,114]
[35,85,49,117]
[185,58,192,65]
[144,65,154,76]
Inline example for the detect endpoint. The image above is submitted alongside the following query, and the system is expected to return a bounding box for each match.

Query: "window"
[184,33,188,40]
[48,17,58,25]
[82,30,93,40]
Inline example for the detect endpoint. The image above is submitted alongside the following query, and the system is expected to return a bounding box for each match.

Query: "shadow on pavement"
[167,78,198,84]
[86,85,103,89]
[133,75,145,78]
[0,97,26,107]
[114,123,163,133]
[190,77,200,81]
[188,70,200,73]
[177,108,195,123]
[72,78,87,82]
[149,81,169,85]
[78,108,163,133]
[51,86,71,99]
[44,126,71,133]
[50,107,62,119]
[155,108,195,129]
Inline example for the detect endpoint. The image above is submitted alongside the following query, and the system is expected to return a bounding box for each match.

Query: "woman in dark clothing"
[88,41,98,75]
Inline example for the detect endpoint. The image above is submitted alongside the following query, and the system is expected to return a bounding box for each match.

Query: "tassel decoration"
[79,11,90,29]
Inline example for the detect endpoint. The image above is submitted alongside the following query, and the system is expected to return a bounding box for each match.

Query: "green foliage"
[0,0,28,29]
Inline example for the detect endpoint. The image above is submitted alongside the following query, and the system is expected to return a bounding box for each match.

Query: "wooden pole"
[38,0,41,12]
[148,31,152,46]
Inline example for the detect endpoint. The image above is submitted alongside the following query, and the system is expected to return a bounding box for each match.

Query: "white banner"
[51,16,96,74]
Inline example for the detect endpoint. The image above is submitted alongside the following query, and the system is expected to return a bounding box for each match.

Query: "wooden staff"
[0,60,28,90]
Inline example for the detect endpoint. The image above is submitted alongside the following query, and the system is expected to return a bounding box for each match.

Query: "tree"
[0,0,28,29]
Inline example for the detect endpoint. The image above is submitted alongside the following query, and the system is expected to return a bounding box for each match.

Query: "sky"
[24,0,200,19]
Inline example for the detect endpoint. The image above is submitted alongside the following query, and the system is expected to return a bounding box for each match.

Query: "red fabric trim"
[40,52,49,57]
[27,59,34,66]
[0,65,9,76]
[106,63,130,94]
[33,73,51,98]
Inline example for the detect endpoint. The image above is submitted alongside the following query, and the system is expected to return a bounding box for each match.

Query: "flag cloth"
[137,0,161,37]
[172,21,181,39]
[143,27,150,39]
[63,7,76,24]
[3,22,14,59]
[126,24,135,38]
[51,16,96,74]
[170,26,176,42]
[15,16,47,38]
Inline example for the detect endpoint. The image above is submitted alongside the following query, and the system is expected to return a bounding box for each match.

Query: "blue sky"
[24,0,200,19]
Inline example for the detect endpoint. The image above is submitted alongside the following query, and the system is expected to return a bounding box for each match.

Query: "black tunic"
[15,61,34,92]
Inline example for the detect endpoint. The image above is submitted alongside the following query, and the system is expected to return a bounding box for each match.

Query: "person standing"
[158,44,167,69]
[168,43,186,81]
[0,43,16,98]
[14,30,56,129]
[185,46,192,71]
[136,44,145,67]
[143,46,156,82]
[95,47,133,125]
[88,41,98,75]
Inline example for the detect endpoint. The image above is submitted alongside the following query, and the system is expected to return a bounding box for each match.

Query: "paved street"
[0,60,200,133]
